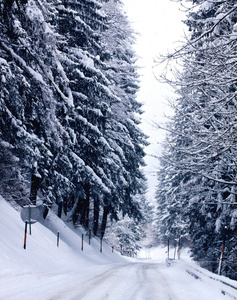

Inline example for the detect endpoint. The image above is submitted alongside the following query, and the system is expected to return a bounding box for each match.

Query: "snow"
[201,1,214,11]
[138,248,237,300]
[0,57,7,65]
[1,196,237,300]
[215,13,226,21]
[2,43,44,84]
[26,0,45,23]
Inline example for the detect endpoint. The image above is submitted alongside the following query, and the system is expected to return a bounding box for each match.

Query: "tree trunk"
[58,200,63,218]
[80,183,90,228]
[101,206,109,239]
[63,195,70,216]
[43,204,49,219]
[29,173,41,205]
[93,196,100,236]
[72,197,84,225]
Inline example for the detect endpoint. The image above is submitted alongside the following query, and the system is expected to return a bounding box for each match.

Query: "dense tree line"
[104,194,155,254]
[155,0,237,280]
[0,0,147,238]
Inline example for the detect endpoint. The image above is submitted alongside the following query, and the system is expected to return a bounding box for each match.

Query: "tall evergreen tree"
[156,0,237,279]
[0,0,148,240]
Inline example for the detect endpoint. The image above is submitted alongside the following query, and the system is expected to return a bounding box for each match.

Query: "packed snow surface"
[0,196,237,300]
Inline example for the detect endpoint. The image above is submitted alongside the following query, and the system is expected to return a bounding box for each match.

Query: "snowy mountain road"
[50,262,176,300]
[1,199,237,300]
[2,259,237,300]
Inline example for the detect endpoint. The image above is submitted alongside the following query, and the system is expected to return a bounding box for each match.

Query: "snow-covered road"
[2,260,237,300]
[48,260,237,300]
[1,198,237,300]
[50,263,175,300]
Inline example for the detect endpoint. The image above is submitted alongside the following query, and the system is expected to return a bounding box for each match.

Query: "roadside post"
[100,237,103,253]
[21,205,40,249]
[81,234,84,251]
[57,231,60,247]
[21,205,40,230]
[23,221,28,249]
[89,229,91,245]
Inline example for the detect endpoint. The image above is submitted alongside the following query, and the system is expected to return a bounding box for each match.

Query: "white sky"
[123,0,186,200]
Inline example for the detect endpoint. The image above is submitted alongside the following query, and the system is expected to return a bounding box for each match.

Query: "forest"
[155,0,237,280]
[0,0,150,251]
[1,0,237,282]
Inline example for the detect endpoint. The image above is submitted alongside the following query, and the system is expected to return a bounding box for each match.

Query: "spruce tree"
[156,0,237,279]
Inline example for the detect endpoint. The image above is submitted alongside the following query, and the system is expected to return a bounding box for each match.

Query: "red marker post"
[20,205,40,250]
[57,231,60,247]
[23,221,28,249]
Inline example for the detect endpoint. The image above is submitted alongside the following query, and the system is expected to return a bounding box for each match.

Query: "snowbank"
[0,196,124,273]
[1,196,237,300]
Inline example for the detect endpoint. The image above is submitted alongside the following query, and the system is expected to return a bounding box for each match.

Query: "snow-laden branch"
[0,41,45,84]
[202,173,237,186]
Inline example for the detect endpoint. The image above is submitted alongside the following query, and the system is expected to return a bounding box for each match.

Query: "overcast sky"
[123,0,186,200]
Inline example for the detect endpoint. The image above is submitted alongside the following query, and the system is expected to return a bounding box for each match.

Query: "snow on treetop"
[0,57,7,65]
[26,1,44,22]
[201,1,214,12]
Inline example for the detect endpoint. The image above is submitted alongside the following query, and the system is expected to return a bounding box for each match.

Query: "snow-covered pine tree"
[49,0,147,236]
[0,142,27,204]
[0,0,148,242]
[155,105,191,247]
[0,0,64,206]
[99,0,148,223]
[155,0,237,279]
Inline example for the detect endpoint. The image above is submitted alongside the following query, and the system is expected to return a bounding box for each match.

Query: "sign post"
[21,205,40,226]
[88,229,91,245]
[21,205,40,249]
[100,237,103,253]
[23,221,28,249]
[81,234,84,251]
[57,231,60,247]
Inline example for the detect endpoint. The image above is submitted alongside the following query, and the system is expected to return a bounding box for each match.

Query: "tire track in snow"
[50,263,176,300]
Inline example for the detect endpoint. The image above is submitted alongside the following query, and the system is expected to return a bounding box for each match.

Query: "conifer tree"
[0,0,148,242]
[156,0,237,279]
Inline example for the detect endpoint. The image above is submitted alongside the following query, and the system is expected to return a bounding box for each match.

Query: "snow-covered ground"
[0,196,237,300]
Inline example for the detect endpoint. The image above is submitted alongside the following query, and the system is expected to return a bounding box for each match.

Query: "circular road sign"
[21,205,40,224]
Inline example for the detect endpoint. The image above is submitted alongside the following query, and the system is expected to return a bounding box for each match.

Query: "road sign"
[21,205,40,224]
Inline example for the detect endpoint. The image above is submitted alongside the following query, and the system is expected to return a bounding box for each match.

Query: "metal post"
[29,205,32,235]
[57,231,59,247]
[89,229,91,245]
[23,221,27,249]
[100,237,102,253]
[81,234,84,251]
